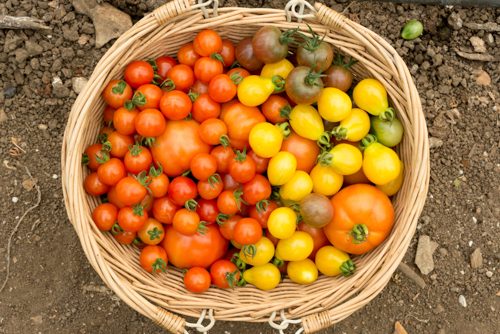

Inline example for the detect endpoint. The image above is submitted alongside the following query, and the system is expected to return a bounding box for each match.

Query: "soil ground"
[0,1,499,333]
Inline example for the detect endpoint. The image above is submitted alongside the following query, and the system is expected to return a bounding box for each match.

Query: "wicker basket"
[61,0,429,332]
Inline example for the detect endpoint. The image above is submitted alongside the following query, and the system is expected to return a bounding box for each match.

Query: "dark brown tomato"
[299,193,334,228]
[296,41,334,73]
[235,38,263,72]
[252,26,290,64]
[323,65,353,92]
[285,66,324,105]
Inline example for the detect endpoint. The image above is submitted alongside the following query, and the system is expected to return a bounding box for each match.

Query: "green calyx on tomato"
[187,90,199,102]
[230,72,243,85]
[234,147,248,162]
[147,227,163,240]
[334,53,357,69]
[219,135,230,147]
[317,131,332,151]
[211,52,225,65]
[208,173,222,188]
[132,203,145,216]
[340,259,356,277]
[280,104,291,119]
[230,253,247,271]
[185,199,198,211]
[112,80,127,95]
[224,270,240,288]
[256,199,270,213]
[160,78,175,91]
[241,244,257,259]
[197,221,208,235]
[276,122,291,138]
[350,224,369,243]
[129,143,143,157]
[271,75,285,93]
[149,163,163,177]
[279,27,298,45]
[135,171,151,188]
[360,134,378,151]
[111,223,124,235]
[331,126,348,140]
[216,213,229,225]
[378,107,395,122]
[125,91,147,110]
[152,258,167,273]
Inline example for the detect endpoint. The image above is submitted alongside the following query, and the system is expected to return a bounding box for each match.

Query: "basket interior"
[67,6,424,324]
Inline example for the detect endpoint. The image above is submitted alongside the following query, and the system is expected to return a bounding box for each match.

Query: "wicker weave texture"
[61,1,429,333]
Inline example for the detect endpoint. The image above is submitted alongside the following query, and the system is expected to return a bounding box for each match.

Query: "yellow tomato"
[289,105,324,140]
[332,108,370,142]
[243,263,281,291]
[317,87,352,122]
[240,237,275,266]
[377,160,404,196]
[261,59,294,80]
[267,151,297,185]
[287,259,318,285]
[279,170,313,202]
[276,231,314,261]
[353,78,392,117]
[267,207,297,239]
[318,143,362,175]
[362,135,401,185]
[315,246,355,277]
[310,164,343,196]
[249,122,283,158]
[237,75,277,107]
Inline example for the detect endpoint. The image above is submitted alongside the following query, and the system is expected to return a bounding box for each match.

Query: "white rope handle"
[195,0,219,18]
[184,309,216,334]
[268,310,304,334]
[284,0,316,22]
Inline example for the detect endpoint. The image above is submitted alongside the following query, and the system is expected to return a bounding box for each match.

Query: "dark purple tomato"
[323,65,353,92]
[297,41,334,73]
[285,66,324,105]
[235,38,263,72]
[252,26,292,64]
[300,193,333,228]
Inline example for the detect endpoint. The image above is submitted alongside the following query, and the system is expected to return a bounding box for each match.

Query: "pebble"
[3,86,17,99]
[470,248,483,269]
[469,36,486,53]
[393,321,408,334]
[458,295,467,307]
[51,76,70,98]
[429,137,443,149]
[30,315,43,325]
[398,262,426,288]
[485,271,493,278]
[447,12,462,30]
[71,77,88,94]
[415,235,439,275]
[25,40,43,57]
[475,70,491,86]
[0,109,6,123]
[12,197,19,203]
[38,124,48,130]
[434,304,445,314]
[15,48,29,63]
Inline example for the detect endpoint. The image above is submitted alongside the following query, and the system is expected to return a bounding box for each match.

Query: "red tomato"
[190,153,217,181]
[134,108,166,137]
[222,102,265,142]
[155,56,177,80]
[138,218,165,245]
[152,196,178,224]
[160,90,192,121]
[97,157,126,186]
[92,203,118,231]
[162,225,228,268]
[242,174,271,205]
[103,106,115,126]
[124,145,152,174]
[107,131,134,158]
[112,227,137,245]
[281,132,320,173]
[178,43,201,67]
[233,218,262,245]
[197,175,224,200]
[196,198,219,224]
[173,208,202,236]
[219,215,241,240]
[208,74,237,103]
[247,150,269,174]
[191,80,209,95]
[184,267,211,293]
[222,173,239,191]
[84,172,109,196]
[168,176,198,206]
[135,84,163,110]
[194,57,224,83]
[113,107,138,136]
[210,145,235,174]
[140,245,167,273]
[262,95,291,124]
[192,93,220,123]
[108,186,125,208]
[217,189,243,215]
[151,120,210,176]
[229,150,256,184]
[115,175,147,206]
[149,166,169,198]
[220,39,235,67]
[210,259,239,288]
[198,118,228,146]
[124,60,154,88]
[166,64,194,92]
[249,200,278,228]
[226,68,250,83]
[83,143,104,171]
[118,206,148,232]
[297,222,329,259]
[102,80,132,109]
[193,29,223,57]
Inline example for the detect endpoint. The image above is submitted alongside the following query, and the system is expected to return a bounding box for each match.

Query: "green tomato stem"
[350,224,369,244]
[379,108,395,122]
[360,134,378,151]
[340,259,356,277]
[331,126,348,140]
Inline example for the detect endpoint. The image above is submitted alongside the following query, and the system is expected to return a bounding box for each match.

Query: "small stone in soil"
[459,295,467,307]
[475,70,491,86]
[415,235,438,275]
[429,137,443,149]
[485,271,493,278]
[469,36,486,53]
[393,321,408,334]
[447,12,462,30]
[3,86,16,99]
[72,77,88,94]
[470,248,483,269]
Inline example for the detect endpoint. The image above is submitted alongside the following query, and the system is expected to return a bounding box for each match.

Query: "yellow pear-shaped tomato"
[353,78,392,116]
[315,246,355,277]
[289,105,324,140]
[261,59,294,80]
[238,75,279,107]
[276,231,314,261]
[310,164,343,196]
[249,122,284,158]
[267,207,297,239]
[317,87,352,122]
[267,151,297,185]
[318,143,362,175]
[376,160,404,196]
[332,108,370,142]
[240,237,275,266]
[362,135,401,185]
[279,170,313,202]
[243,263,281,290]
[287,259,318,285]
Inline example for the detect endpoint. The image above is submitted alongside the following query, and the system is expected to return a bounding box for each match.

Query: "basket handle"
[285,0,346,30]
[153,0,218,25]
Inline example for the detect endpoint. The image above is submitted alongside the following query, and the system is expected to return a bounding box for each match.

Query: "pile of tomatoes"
[84,26,405,292]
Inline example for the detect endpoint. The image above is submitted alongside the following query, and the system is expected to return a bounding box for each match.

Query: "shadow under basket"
[61,0,430,333]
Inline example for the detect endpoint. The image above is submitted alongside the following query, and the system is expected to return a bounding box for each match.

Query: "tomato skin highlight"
[184,267,211,293]
[84,172,109,196]
[124,60,154,88]
[168,176,198,206]
[92,203,118,231]
[152,196,178,224]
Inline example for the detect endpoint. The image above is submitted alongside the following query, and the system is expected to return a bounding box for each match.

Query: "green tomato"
[401,19,424,40]
[370,116,404,148]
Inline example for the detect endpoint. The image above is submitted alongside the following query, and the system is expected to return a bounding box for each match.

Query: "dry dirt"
[0,1,499,333]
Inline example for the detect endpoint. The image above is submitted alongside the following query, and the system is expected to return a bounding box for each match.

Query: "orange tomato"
[281,132,319,173]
